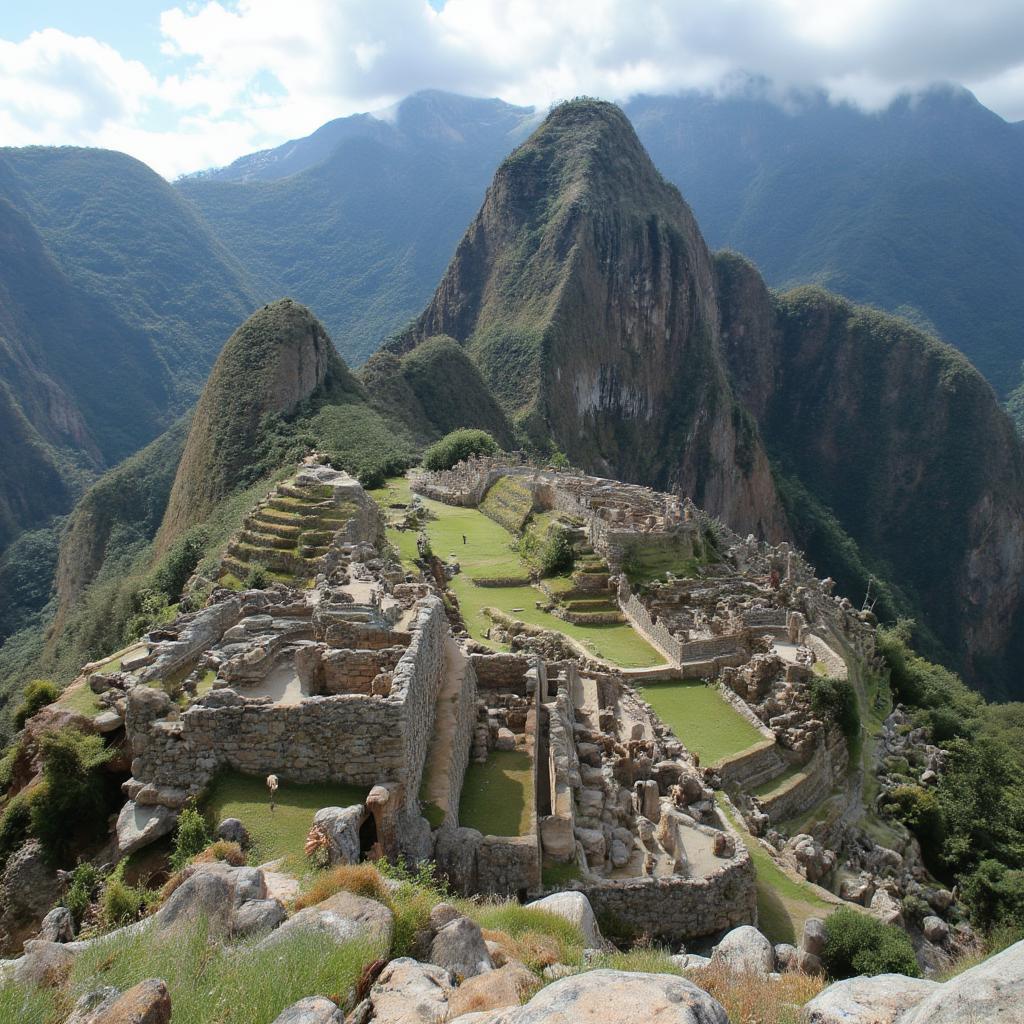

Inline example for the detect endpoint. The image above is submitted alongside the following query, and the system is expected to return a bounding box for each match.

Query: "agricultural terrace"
[370,476,663,669]
[636,680,765,765]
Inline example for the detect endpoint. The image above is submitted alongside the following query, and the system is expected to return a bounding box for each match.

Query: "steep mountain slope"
[394,100,786,540]
[627,86,1024,395]
[716,252,1024,696]
[178,92,538,366]
[0,147,260,555]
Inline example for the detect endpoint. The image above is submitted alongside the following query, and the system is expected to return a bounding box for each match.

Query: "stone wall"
[128,598,448,812]
[298,646,404,695]
[475,835,542,898]
[620,591,683,665]
[470,653,536,696]
[582,847,757,943]
[759,729,848,823]
[138,597,243,685]
[317,619,412,650]
[743,608,788,629]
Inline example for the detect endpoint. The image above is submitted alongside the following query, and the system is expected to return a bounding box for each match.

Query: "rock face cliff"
[716,253,1024,696]
[158,299,351,548]
[396,99,787,541]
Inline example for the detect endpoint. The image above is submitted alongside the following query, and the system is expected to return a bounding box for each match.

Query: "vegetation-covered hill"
[178,92,538,367]
[0,146,260,563]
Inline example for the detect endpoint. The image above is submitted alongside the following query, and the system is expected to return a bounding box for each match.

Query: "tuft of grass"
[0,981,60,1024]
[587,946,680,974]
[193,840,246,867]
[541,860,582,887]
[66,916,379,1024]
[294,863,390,910]
[686,962,826,1024]
[469,903,585,971]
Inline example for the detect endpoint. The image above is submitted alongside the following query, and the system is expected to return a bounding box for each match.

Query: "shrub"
[100,863,156,929]
[422,429,498,472]
[538,526,574,577]
[31,729,114,864]
[245,564,270,590]
[0,738,25,792]
[880,785,944,857]
[150,527,208,603]
[809,676,860,738]
[960,859,1024,932]
[822,907,920,979]
[14,680,59,730]
[470,903,585,970]
[66,862,105,926]
[0,790,35,869]
[169,807,211,872]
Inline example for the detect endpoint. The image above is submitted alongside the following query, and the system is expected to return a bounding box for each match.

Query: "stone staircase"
[219,478,359,587]
[479,475,535,533]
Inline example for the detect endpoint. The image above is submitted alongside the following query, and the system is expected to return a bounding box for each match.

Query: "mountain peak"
[157,299,353,547]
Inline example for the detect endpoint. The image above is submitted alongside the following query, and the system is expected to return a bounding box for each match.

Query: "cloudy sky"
[2,0,1023,179]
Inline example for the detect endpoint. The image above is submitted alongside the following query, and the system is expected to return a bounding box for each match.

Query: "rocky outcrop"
[526,893,603,951]
[0,840,60,955]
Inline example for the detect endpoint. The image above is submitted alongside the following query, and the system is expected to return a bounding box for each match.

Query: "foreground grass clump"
[201,770,367,863]
[459,750,533,837]
[687,962,826,1024]
[294,863,390,910]
[637,681,765,765]
[470,904,585,971]
[61,916,378,1024]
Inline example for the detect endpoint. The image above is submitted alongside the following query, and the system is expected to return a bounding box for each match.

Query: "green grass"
[718,798,831,945]
[637,681,766,765]
[542,860,582,887]
[459,750,533,836]
[420,495,524,578]
[466,903,585,969]
[64,916,379,1024]
[56,681,105,717]
[202,771,367,864]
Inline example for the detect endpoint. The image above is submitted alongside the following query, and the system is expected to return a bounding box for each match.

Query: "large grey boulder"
[526,892,603,950]
[215,818,250,848]
[447,961,539,1019]
[39,906,75,943]
[154,862,277,939]
[902,937,1024,1023]
[802,975,940,1024]
[369,956,452,1024]
[265,891,393,952]
[64,987,121,1024]
[12,939,77,988]
[0,839,60,953]
[312,805,365,865]
[447,969,729,1023]
[115,801,179,859]
[270,995,343,1024]
[711,925,775,975]
[65,979,171,1024]
[428,916,493,980]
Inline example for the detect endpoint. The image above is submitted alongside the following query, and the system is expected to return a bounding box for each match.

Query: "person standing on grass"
[267,774,279,813]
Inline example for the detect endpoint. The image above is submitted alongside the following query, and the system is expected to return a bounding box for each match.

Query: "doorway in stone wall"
[359,812,379,860]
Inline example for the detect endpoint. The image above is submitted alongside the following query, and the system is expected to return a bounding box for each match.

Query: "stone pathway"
[420,638,472,822]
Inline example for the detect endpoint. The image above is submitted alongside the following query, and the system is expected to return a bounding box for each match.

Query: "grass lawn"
[459,750,533,837]
[369,477,662,669]
[637,681,766,765]
[57,681,105,717]
[202,771,367,864]
[717,798,833,945]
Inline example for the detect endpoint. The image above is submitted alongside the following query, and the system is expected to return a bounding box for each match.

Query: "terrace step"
[247,515,301,538]
[238,529,296,551]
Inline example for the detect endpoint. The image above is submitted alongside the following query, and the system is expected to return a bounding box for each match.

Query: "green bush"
[822,907,920,979]
[960,859,1024,933]
[422,429,499,472]
[14,680,59,730]
[101,863,156,928]
[880,785,944,856]
[245,564,270,590]
[809,676,860,738]
[170,806,211,872]
[538,526,574,577]
[66,862,105,925]
[150,527,208,603]
[0,738,24,792]
[0,790,35,869]
[30,729,114,865]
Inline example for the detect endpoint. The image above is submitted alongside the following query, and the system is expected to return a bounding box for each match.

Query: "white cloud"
[1,0,1022,178]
